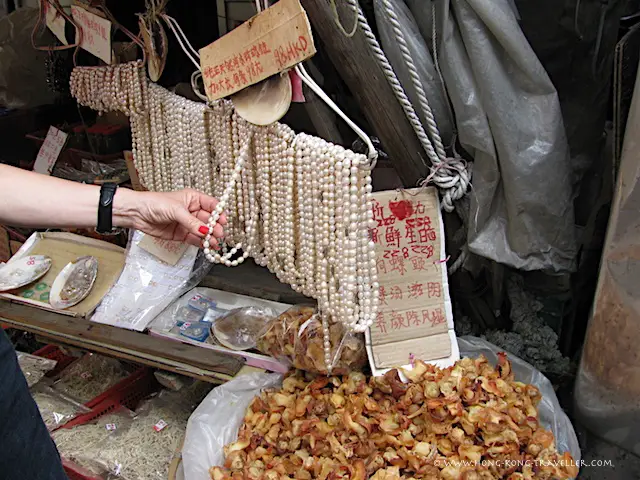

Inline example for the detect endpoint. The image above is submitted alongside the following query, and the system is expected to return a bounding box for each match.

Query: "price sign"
[71,5,112,64]
[199,0,316,101]
[44,1,68,45]
[33,126,68,175]
[366,188,454,370]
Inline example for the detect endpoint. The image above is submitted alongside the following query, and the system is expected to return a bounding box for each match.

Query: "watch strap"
[97,183,118,234]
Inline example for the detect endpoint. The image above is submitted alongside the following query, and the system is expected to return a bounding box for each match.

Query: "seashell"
[0,255,52,292]
[49,256,98,309]
[139,16,168,82]
[231,73,292,126]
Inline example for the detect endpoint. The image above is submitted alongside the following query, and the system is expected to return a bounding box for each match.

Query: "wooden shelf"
[0,301,245,384]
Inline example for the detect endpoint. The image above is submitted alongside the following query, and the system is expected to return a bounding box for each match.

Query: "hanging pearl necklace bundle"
[70,65,379,370]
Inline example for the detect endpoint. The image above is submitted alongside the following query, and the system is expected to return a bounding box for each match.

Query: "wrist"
[112,187,143,229]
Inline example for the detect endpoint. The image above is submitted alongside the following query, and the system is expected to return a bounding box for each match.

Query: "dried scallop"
[50,256,98,309]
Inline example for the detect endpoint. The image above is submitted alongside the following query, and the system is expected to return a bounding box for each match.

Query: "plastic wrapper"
[183,337,581,480]
[91,230,212,332]
[212,306,276,351]
[16,351,57,387]
[53,408,136,478]
[31,384,90,431]
[399,0,577,272]
[53,353,131,404]
[256,305,367,375]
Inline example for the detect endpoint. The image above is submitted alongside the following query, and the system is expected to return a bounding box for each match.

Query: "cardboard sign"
[138,234,189,266]
[366,188,455,371]
[123,151,146,191]
[199,0,315,101]
[0,226,10,263]
[71,5,112,64]
[45,1,68,45]
[33,126,68,175]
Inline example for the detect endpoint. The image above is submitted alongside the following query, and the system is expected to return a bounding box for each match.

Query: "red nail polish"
[198,226,209,235]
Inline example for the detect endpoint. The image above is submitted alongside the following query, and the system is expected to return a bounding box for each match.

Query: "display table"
[0,301,248,383]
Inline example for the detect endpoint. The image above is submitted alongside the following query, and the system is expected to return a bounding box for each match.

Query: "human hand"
[114,188,227,247]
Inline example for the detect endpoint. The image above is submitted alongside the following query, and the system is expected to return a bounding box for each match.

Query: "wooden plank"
[0,302,243,382]
[300,0,426,186]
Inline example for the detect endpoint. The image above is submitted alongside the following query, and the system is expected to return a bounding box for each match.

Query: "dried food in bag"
[17,351,57,387]
[31,385,90,431]
[256,305,367,375]
[212,306,277,351]
[53,353,131,403]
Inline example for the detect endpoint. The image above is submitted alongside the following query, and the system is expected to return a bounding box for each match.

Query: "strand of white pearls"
[70,71,379,372]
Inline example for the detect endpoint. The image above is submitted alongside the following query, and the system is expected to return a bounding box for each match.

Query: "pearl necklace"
[70,67,379,372]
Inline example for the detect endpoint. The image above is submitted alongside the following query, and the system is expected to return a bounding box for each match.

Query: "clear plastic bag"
[91,230,212,332]
[183,338,581,480]
[53,353,131,404]
[53,408,136,478]
[31,384,90,431]
[212,306,276,351]
[256,305,367,375]
[16,351,57,387]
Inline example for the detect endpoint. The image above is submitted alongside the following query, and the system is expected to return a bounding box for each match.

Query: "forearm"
[0,165,140,229]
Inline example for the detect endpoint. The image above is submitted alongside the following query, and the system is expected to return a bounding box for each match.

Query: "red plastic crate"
[60,368,160,430]
[61,458,101,480]
[84,366,149,409]
[33,345,78,378]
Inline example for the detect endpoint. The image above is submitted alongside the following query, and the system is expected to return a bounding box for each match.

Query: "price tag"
[71,5,112,64]
[153,419,168,432]
[105,423,117,431]
[44,1,68,45]
[80,371,93,380]
[179,322,191,331]
[199,0,315,101]
[138,234,189,266]
[33,126,68,175]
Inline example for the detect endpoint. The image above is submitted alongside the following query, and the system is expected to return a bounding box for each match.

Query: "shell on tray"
[0,255,52,292]
[49,256,98,309]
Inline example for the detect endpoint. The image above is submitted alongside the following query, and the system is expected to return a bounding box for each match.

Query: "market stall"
[3,0,637,478]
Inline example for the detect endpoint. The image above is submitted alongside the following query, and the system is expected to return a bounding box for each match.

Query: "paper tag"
[45,1,68,45]
[71,5,112,64]
[80,371,93,380]
[179,322,191,331]
[154,419,168,432]
[123,151,146,191]
[367,188,453,369]
[33,126,68,175]
[138,234,189,266]
[0,226,10,263]
[105,423,117,431]
[199,0,316,101]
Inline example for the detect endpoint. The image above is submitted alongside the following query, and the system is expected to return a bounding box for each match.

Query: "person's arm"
[0,165,226,247]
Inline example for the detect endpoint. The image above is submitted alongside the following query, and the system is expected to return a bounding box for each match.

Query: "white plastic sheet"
[183,336,580,480]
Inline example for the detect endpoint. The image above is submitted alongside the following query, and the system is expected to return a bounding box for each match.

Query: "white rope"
[343,0,470,212]
[161,14,201,71]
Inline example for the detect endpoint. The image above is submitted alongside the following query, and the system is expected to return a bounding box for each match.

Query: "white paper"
[33,126,68,175]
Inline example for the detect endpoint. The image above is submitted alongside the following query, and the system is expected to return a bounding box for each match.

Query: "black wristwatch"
[97,183,118,234]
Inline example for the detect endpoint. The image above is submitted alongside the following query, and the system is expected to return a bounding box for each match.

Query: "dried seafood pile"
[210,355,578,480]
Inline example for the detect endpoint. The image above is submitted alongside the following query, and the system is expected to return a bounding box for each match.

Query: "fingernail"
[198,226,209,235]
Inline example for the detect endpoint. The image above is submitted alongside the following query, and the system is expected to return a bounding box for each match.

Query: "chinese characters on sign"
[199,0,316,101]
[71,5,112,64]
[368,188,453,368]
[33,126,68,175]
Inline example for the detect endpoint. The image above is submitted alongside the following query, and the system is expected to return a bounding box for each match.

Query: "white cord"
[161,14,201,71]
[191,70,209,102]
[343,0,470,212]
[295,64,378,166]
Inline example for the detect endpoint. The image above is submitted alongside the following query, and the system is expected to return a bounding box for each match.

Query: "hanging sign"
[365,188,457,374]
[71,5,112,64]
[33,126,68,175]
[199,0,316,101]
[45,1,68,45]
